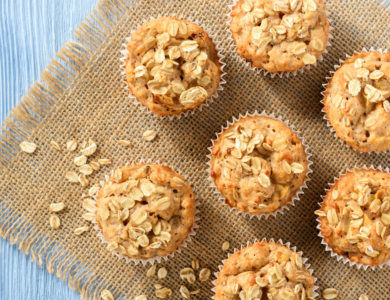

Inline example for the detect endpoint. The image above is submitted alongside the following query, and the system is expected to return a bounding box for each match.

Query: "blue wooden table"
[0,1,97,299]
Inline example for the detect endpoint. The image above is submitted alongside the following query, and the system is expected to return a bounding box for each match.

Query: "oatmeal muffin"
[214,240,315,300]
[95,163,195,260]
[323,51,390,152]
[230,0,329,73]
[124,16,222,117]
[316,168,390,266]
[210,115,309,215]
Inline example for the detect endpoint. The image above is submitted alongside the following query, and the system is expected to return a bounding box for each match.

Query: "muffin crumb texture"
[210,115,308,215]
[230,0,329,73]
[215,241,315,300]
[323,51,390,152]
[318,168,390,266]
[124,17,221,116]
[95,163,195,260]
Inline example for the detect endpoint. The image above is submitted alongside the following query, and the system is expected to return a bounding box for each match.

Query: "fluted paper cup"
[90,159,200,266]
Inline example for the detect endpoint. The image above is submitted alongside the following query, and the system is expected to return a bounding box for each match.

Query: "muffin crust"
[317,168,390,266]
[210,115,308,215]
[124,17,221,116]
[96,163,195,260]
[323,51,390,152]
[215,240,315,300]
[230,0,329,73]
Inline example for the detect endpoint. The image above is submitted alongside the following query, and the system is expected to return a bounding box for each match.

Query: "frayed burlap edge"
[0,1,148,299]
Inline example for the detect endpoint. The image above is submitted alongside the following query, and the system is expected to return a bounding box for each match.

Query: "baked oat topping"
[95,163,195,259]
[210,115,308,214]
[318,168,390,266]
[124,17,221,116]
[323,51,390,152]
[215,241,314,300]
[230,0,329,73]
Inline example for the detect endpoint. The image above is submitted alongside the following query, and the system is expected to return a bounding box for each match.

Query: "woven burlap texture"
[1,0,390,299]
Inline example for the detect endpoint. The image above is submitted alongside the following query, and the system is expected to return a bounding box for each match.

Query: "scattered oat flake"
[82,139,97,156]
[146,264,157,277]
[101,290,114,300]
[80,164,93,176]
[180,285,191,299]
[79,174,89,187]
[50,141,61,151]
[134,296,147,300]
[74,226,89,235]
[222,241,230,251]
[49,215,60,229]
[359,295,369,300]
[90,161,100,170]
[190,289,200,295]
[191,259,199,270]
[74,155,87,166]
[322,288,338,299]
[158,267,168,279]
[83,198,97,212]
[82,213,95,221]
[65,171,79,183]
[143,130,157,141]
[20,141,37,153]
[199,268,211,282]
[119,140,132,147]
[98,159,111,165]
[155,287,172,298]
[89,186,100,196]
[67,140,77,151]
[49,203,66,212]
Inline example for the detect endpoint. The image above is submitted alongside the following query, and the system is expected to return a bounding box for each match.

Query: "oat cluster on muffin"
[95,163,195,260]
[316,168,390,266]
[230,0,329,73]
[210,115,308,215]
[323,51,390,152]
[124,17,221,116]
[215,241,315,300]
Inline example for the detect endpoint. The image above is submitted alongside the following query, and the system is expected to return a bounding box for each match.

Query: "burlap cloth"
[1,0,390,299]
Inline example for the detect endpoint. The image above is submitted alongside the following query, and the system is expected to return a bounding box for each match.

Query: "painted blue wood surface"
[0,1,98,299]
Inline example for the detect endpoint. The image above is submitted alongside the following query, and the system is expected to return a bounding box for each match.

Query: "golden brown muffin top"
[230,0,329,73]
[215,240,315,300]
[124,17,221,116]
[210,115,308,215]
[317,168,390,266]
[96,163,195,260]
[323,51,390,152]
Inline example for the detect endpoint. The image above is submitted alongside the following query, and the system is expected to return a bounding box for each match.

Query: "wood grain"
[0,0,97,299]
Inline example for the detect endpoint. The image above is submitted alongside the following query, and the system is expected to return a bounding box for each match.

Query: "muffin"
[209,115,309,215]
[323,51,390,152]
[95,163,195,260]
[214,240,315,300]
[123,16,222,117]
[316,168,390,266]
[229,0,329,74]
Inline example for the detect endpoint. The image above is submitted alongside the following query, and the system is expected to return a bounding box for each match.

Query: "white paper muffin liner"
[226,0,333,78]
[211,238,319,299]
[316,165,390,270]
[321,47,389,154]
[206,110,313,220]
[120,15,226,120]
[90,159,200,266]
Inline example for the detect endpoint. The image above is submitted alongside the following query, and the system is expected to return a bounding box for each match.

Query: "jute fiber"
[1,0,390,299]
